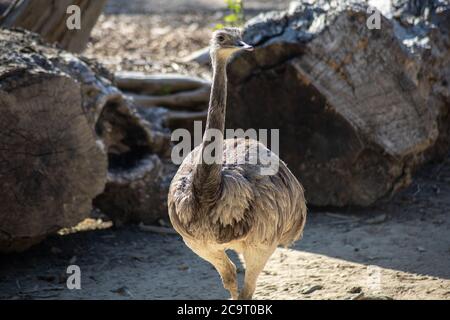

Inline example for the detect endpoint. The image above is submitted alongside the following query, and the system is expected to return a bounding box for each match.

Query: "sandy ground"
[0,0,449,300]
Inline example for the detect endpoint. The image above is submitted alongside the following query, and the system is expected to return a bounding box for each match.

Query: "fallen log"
[163,110,208,134]
[126,86,210,110]
[0,29,107,252]
[0,29,175,251]
[116,71,211,111]
[93,154,167,226]
[226,0,450,207]
[115,72,210,95]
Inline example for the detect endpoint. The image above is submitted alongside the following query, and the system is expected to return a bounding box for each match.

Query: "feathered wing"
[209,166,256,243]
[226,161,306,246]
[168,149,199,235]
[168,139,306,246]
[217,139,307,246]
[168,158,256,243]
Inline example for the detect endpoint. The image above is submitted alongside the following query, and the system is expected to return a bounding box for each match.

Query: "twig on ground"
[138,222,178,235]
[17,286,64,295]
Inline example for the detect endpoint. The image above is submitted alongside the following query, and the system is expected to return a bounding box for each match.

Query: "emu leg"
[186,242,238,300]
[239,245,276,300]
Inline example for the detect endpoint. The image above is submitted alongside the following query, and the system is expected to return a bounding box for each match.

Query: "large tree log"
[0,29,176,252]
[92,96,172,226]
[0,29,108,252]
[226,0,450,207]
[115,72,210,96]
[0,0,108,53]
[115,71,211,136]
[48,46,174,226]
[116,72,211,111]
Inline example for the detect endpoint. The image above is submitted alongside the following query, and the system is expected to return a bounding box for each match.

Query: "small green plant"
[216,0,245,29]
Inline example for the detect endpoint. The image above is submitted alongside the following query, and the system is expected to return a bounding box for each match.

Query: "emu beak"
[238,41,254,51]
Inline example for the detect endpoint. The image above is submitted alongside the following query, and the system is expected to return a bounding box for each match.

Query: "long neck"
[205,61,227,134]
[192,58,227,203]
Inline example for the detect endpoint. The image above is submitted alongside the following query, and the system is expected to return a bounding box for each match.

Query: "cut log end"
[0,74,107,252]
[226,1,450,207]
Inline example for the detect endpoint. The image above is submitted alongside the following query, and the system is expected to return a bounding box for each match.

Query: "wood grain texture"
[1,0,108,53]
[0,29,107,252]
[226,0,450,206]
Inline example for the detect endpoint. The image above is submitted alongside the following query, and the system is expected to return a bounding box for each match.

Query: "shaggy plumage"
[168,28,307,300]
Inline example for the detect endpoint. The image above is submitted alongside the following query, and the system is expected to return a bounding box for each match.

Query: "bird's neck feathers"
[192,56,228,203]
[206,60,227,134]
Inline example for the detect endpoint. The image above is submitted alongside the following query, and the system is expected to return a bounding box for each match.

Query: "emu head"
[210,27,253,65]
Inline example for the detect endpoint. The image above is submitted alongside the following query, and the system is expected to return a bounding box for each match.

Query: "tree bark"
[0,29,108,252]
[0,0,108,53]
[0,29,176,252]
[226,0,450,207]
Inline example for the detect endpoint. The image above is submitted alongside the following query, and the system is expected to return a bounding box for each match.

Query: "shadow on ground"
[0,155,449,300]
[295,155,450,280]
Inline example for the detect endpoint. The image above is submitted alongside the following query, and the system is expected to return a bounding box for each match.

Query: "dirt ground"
[84,0,293,77]
[0,0,449,300]
[0,155,449,300]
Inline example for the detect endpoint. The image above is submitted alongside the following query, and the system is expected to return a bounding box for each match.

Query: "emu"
[168,28,307,300]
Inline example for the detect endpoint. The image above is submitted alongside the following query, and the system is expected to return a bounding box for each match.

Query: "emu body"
[168,28,307,300]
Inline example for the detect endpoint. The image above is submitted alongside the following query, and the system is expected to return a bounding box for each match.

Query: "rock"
[111,286,134,297]
[417,246,426,252]
[301,284,323,294]
[355,293,394,300]
[350,292,365,300]
[178,264,190,271]
[365,214,388,224]
[227,0,450,207]
[348,286,362,294]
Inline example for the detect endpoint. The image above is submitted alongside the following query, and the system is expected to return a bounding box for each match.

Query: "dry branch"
[115,72,210,95]
[180,46,211,66]
[127,86,210,110]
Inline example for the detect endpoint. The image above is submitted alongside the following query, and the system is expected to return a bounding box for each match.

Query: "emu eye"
[217,35,225,43]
